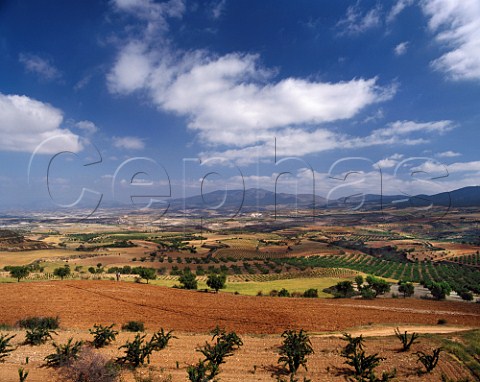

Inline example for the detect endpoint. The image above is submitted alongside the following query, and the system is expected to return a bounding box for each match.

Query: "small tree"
[355,275,364,291]
[53,265,71,280]
[398,281,415,298]
[179,270,198,290]
[116,334,153,368]
[334,281,355,298]
[9,266,29,282]
[89,324,118,348]
[394,328,419,352]
[116,329,174,368]
[206,274,226,293]
[427,282,451,300]
[44,338,83,367]
[25,327,56,346]
[187,326,243,381]
[278,329,314,377]
[0,333,16,362]
[136,267,156,284]
[416,348,442,373]
[366,276,391,297]
[341,333,395,381]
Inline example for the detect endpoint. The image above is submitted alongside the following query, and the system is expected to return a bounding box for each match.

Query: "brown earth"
[0,328,477,382]
[0,281,479,333]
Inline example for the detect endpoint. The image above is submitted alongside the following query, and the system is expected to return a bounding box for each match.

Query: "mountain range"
[166,186,480,212]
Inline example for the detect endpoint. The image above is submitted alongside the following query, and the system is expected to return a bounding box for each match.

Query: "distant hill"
[167,186,480,212]
[169,188,325,212]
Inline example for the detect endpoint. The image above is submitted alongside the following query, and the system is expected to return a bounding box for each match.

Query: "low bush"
[116,329,175,368]
[44,338,83,367]
[25,327,56,346]
[394,328,419,352]
[278,329,314,376]
[0,333,16,362]
[121,321,144,332]
[89,324,118,348]
[416,348,442,373]
[59,347,120,382]
[18,316,59,330]
[303,289,318,298]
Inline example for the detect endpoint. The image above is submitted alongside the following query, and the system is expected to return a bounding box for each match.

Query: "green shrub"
[278,288,290,297]
[24,327,56,346]
[187,327,243,381]
[206,274,227,293]
[44,338,83,367]
[303,289,318,298]
[116,329,174,368]
[53,266,71,280]
[394,328,419,352]
[0,333,16,362]
[278,329,314,376]
[18,367,29,382]
[89,324,118,348]
[398,281,415,298]
[150,328,176,351]
[334,281,355,298]
[341,333,395,381]
[361,288,376,300]
[416,348,442,373]
[116,334,152,368]
[122,321,144,332]
[9,266,30,282]
[179,270,198,290]
[18,316,59,330]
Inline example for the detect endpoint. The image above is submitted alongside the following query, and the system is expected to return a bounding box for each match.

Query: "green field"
[149,276,349,297]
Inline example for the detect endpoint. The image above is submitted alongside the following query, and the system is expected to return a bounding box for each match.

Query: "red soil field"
[0,281,479,333]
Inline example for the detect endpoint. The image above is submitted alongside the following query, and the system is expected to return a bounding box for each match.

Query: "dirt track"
[0,281,479,333]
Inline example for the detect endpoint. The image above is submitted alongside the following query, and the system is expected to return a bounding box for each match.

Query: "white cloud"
[107,42,153,94]
[19,53,62,81]
[422,0,480,81]
[387,0,414,23]
[199,120,450,165]
[211,0,226,19]
[113,136,145,150]
[375,158,398,169]
[108,50,395,148]
[394,41,409,56]
[369,120,454,138]
[0,93,82,154]
[337,3,382,36]
[412,159,480,174]
[112,0,185,36]
[436,150,461,158]
[75,120,98,134]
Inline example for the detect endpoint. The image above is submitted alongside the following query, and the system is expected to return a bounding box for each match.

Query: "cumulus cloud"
[0,93,82,154]
[113,136,145,150]
[75,120,98,134]
[108,50,395,148]
[436,150,461,158]
[19,53,62,81]
[422,0,480,81]
[394,41,409,56]
[337,3,382,35]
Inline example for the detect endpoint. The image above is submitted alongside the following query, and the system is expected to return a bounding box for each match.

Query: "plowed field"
[0,281,478,333]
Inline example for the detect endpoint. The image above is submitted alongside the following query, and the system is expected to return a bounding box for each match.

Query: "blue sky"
[0,0,480,211]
